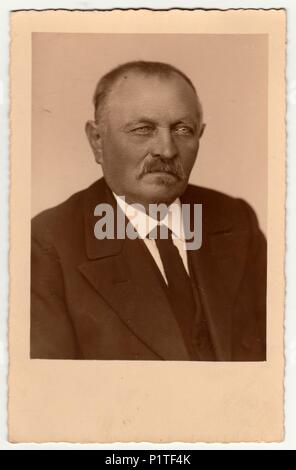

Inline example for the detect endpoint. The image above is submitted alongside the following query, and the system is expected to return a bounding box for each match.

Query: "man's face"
[86,72,204,206]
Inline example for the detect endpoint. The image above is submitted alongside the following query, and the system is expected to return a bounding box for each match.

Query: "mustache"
[139,157,186,180]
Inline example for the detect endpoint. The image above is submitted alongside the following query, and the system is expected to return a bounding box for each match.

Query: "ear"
[85,120,103,164]
[199,122,206,139]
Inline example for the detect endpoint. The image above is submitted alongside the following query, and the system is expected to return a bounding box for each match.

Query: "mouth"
[144,170,180,179]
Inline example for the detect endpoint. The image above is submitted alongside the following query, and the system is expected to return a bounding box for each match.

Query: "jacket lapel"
[78,179,190,360]
[188,234,248,360]
[182,188,249,361]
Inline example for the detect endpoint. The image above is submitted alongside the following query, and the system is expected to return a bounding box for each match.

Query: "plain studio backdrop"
[32,33,267,234]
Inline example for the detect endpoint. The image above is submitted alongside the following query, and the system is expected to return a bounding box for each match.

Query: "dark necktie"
[154,227,197,359]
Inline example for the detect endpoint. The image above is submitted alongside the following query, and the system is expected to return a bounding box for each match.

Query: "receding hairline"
[92,61,204,124]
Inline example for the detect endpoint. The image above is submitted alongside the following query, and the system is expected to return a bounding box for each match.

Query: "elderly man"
[31,61,266,361]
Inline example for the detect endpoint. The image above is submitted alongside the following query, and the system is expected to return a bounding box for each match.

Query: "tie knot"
[148,224,173,241]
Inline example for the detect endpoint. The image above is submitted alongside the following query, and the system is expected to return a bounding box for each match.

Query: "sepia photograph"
[31,33,267,361]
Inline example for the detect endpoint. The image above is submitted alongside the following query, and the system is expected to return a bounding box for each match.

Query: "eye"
[174,125,194,136]
[131,125,154,135]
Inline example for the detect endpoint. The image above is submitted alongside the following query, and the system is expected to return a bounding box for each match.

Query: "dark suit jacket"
[31,178,266,361]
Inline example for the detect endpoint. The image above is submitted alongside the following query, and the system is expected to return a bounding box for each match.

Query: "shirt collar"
[113,192,185,241]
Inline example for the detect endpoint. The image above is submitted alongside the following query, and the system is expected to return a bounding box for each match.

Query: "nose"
[151,128,178,159]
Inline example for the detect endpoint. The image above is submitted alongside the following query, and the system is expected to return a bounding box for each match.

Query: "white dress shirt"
[113,193,189,283]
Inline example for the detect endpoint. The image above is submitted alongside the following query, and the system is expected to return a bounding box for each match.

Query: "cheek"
[104,134,148,168]
[177,140,199,164]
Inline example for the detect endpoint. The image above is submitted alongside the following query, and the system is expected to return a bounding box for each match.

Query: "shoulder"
[183,183,246,209]
[182,184,261,233]
[31,178,105,243]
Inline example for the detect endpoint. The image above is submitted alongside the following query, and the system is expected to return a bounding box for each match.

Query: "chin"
[141,179,185,203]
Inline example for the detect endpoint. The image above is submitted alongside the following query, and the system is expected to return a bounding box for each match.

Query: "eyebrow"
[123,116,198,130]
[123,118,155,129]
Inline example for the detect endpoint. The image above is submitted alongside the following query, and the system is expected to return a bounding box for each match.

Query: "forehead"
[105,71,200,122]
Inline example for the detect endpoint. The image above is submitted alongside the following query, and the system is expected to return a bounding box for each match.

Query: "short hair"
[92,60,204,125]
